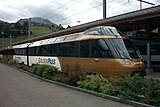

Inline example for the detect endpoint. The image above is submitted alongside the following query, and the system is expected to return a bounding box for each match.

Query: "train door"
[71,39,119,77]
[89,39,120,76]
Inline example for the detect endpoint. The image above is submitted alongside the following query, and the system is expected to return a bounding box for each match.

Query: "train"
[0,26,145,77]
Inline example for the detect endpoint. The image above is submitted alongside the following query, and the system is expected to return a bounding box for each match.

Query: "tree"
[14,22,22,30]
[67,25,71,28]
[22,21,29,30]
[58,24,64,30]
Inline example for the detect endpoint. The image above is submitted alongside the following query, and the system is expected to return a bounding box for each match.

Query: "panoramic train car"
[12,43,30,65]
[1,26,145,77]
[0,47,14,59]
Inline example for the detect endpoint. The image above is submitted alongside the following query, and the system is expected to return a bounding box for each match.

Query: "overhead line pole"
[28,18,31,39]
[103,0,106,19]
[140,0,142,9]
[10,34,12,46]
[136,0,155,74]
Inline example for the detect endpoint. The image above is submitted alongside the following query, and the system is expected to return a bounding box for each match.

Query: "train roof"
[10,26,127,48]
[28,26,126,47]
[12,43,30,49]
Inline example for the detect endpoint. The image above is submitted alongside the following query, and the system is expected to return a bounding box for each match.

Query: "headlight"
[133,61,143,65]
[120,59,132,65]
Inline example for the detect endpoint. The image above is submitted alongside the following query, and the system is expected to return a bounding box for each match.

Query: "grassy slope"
[2,36,28,47]
[31,26,52,37]
[2,26,52,47]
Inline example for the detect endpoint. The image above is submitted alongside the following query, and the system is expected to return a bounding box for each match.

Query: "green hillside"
[2,36,28,48]
[1,26,53,47]
[31,26,53,37]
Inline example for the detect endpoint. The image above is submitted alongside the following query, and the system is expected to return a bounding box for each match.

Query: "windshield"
[109,39,139,59]
[103,27,125,36]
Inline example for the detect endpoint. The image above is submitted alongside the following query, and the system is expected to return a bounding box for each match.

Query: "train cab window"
[109,39,139,59]
[91,39,113,58]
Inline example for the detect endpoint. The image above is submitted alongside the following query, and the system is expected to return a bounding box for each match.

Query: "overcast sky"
[0,0,159,27]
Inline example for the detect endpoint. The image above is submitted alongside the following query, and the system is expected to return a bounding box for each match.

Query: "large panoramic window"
[80,41,90,57]
[103,27,121,36]
[14,48,26,55]
[109,39,139,59]
[91,39,113,58]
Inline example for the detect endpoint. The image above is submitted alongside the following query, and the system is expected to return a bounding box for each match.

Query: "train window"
[65,35,78,40]
[43,45,50,56]
[14,49,18,55]
[84,26,124,36]
[29,47,37,56]
[109,39,139,59]
[0,49,14,55]
[68,42,76,57]
[28,41,79,57]
[50,44,57,56]
[37,45,49,56]
[55,37,66,42]
[57,43,63,56]
[80,41,90,57]
[103,27,121,36]
[47,38,56,43]
[84,27,102,35]
[55,42,76,57]
[14,48,23,55]
[23,48,27,55]
[63,42,75,57]
[91,39,113,58]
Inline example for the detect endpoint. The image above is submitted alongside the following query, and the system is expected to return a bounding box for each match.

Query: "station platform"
[147,71,160,80]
